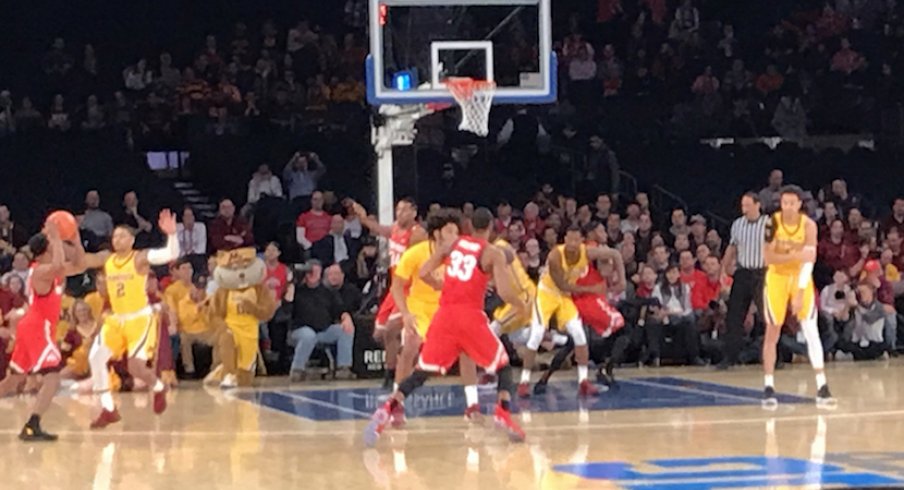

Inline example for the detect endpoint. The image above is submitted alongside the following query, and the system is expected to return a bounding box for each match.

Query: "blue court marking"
[553,456,904,489]
[236,376,808,422]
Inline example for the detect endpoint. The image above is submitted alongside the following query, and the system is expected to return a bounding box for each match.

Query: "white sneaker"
[220,373,238,389]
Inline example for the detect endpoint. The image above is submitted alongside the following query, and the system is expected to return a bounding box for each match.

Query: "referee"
[718,192,767,369]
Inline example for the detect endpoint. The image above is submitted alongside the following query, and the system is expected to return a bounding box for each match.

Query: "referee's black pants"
[722,267,765,365]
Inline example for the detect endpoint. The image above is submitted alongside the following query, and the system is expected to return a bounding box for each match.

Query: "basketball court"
[3,362,904,489]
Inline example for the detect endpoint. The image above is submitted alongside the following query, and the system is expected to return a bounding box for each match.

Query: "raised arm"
[352,202,392,238]
[588,245,625,293]
[31,222,66,294]
[135,209,180,273]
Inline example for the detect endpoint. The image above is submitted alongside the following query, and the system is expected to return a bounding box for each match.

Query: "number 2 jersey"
[440,236,489,309]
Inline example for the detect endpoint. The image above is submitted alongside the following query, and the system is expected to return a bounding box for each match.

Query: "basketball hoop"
[445,77,496,137]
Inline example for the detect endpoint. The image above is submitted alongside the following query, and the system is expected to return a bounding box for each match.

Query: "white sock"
[578,365,588,382]
[153,380,165,393]
[464,385,478,407]
[764,374,775,388]
[815,372,827,389]
[520,369,531,384]
[101,392,115,411]
[489,320,502,336]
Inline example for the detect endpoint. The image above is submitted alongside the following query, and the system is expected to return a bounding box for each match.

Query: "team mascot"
[206,247,276,388]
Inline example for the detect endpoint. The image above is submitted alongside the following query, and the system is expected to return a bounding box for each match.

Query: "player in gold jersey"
[762,186,835,408]
[520,225,622,398]
[89,210,179,429]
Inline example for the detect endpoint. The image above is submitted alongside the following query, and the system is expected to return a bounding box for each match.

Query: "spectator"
[882,197,904,238]
[522,202,544,240]
[606,214,624,246]
[758,169,783,214]
[837,283,887,360]
[353,237,378,289]
[667,208,689,245]
[0,205,27,251]
[567,45,597,82]
[691,66,720,95]
[649,244,670,275]
[208,198,254,252]
[723,59,753,96]
[247,164,284,205]
[671,0,700,41]
[820,269,857,337]
[80,95,107,131]
[689,214,707,249]
[678,250,705,289]
[177,206,207,259]
[648,264,705,366]
[295,191,333,252]
[755,64,785,96]
[117,191,154,246]
[123,58,153,92]
[0,90,15,136]
[42,38,74,78]
[585,138,620,199]
[772,96,807,139]
[288,261,355,381]
[862,259,898,353]
[598,44,624,97]
[505,218,527,250]
[158,52,181,90]
[716,24,739,59]
[621,202,641,233]
[635,212,655,262]
[47,94,71,132]
[830,38,866,74]
[324,264,363,314]
[825,179,860,215]
[78,190,114,243]
[494,201,513,234]
[2,252,29,286]
[311,214,358,271]
[818,219,860,275]
[283,151,326,202]
[14,97,43,132]
[691,256,731,312]
[594,194,613,223]
[696,243,711,265]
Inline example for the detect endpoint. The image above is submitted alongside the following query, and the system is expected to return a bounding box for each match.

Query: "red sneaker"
[364,401,395,447]
[390,401,407,429]
[90,409,122,430]
[578,379,600,397]
[517,383,531,399]
[493,404,526,443]
[464,404,482,423]
[153,387,168,415]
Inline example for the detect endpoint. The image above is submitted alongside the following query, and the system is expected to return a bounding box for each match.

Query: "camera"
[834,290,846,300]
[293,259,322,277]
[708,300,720,310]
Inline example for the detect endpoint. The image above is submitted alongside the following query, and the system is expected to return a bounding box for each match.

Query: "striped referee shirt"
[730,215,767,269]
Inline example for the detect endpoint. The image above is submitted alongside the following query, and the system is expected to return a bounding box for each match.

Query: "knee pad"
[526,322,546,351]
[800,317,824,370]
[564,319,587,347]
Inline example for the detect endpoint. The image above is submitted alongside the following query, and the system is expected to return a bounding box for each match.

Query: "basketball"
[46,210,78,241]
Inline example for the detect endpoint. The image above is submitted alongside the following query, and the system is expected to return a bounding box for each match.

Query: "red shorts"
[10,317,62,375]
[418,305,509,374]
[573,294,625,337]
[375,293,400,329]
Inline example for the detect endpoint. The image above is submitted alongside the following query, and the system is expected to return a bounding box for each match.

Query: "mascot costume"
[206,248,276,388]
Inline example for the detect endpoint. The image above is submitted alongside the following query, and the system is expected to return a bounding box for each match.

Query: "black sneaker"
[816,385,837,409]
[762,386,778,411]
[532,381,548,395]
[381,369,395,390]
[596,362,619,388]
[19,422,58,442]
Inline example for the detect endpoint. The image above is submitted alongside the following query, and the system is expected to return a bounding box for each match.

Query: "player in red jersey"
[353,197,426,388]
[364,208,529,447]
[0,221,106,441]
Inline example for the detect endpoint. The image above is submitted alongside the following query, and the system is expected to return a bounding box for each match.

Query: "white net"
[445,77,496,137]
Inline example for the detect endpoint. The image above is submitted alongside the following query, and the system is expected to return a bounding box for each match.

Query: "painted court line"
[623,378,763,403]
[273,390,373,419]
[21,408,902,439]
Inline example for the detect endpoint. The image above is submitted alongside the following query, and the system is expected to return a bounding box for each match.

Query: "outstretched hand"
[158,209,177,235]
[43,220,61,242]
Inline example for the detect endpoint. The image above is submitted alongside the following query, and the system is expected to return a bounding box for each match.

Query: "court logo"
[554,455,904,489]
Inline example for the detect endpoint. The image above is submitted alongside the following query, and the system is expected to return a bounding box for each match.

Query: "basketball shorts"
[408,298,439,339]
[9,317,62,375]
[493,283,536,334]
[533,287,580,330]
[573,294,625,337]
[375,293,401,329]
[763,269,816,327]
[102,307,158,361]
[226,320,259,372]
[418,305,509,374]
